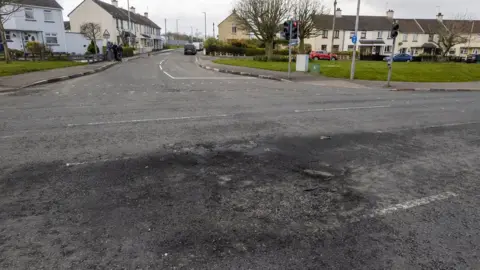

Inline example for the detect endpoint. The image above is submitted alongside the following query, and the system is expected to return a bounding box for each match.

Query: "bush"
[245,48,265,56]
[122,46,135,57]
[87,40,99,54]
[9,49,24,58]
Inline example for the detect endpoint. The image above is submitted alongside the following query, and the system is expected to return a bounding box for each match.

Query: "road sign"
[103,29,111,39]
[352,35,357,44]
[289,39,298,46]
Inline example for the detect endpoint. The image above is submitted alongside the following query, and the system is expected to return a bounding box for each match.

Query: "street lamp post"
[330,0,337,61]
[127,0,131,46]
[176,19,180,45]
[350,0,360,80]
[203,12,207,40]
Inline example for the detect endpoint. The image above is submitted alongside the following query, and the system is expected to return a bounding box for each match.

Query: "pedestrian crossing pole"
[288,20,293,79]
[387,22,400,87]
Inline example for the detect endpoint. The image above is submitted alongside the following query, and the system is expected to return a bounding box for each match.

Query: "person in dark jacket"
[112,44,119,61]
[118,45,123,60]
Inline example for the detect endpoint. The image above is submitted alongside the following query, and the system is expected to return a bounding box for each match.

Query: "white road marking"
[163,71,175,79]
[294,105,390,113]
[369,192,458,217]
[351,192,458,223]
[66,157,131,167]
[67,114,228,127]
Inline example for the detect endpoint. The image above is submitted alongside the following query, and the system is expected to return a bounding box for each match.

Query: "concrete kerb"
[196,60,290,82]
[0,62,119,93]
[390,88,480,92]
[0,49,175,93]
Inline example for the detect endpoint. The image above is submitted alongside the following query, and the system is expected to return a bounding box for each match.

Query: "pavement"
[1,50,480,269]
[198,56,480,91]
[0,49,174,92]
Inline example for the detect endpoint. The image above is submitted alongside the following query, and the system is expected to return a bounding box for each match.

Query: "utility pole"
[203,12,207,40]
[288,20,293,79]
[127,0,131,46]
[176,19,179,45]
[191,26,193,43]
[164,18,167,39]
[349,0,360,80]
[213,22,216,38]
[330,0,337,61]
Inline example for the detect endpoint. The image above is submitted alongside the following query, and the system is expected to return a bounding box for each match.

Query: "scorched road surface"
[1,51,480,269]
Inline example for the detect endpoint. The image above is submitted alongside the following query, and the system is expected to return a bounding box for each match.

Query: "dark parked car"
[465,54,478,63]
[184,44,197,55]
[383,53,413,62]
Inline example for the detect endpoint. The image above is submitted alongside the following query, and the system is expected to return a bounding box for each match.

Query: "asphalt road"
[1,50,480,269]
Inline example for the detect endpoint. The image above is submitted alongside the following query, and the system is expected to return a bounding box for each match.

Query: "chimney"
[144,12,148,18]
[111,0,118,7]
[335,8,342,18]
[436,12,443,22]
[130,6,136,13]
[386,9,394,19]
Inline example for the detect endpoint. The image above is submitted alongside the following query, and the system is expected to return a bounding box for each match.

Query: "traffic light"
[391,23,399,39]
[283,21,290,40]
[291,21,299,40]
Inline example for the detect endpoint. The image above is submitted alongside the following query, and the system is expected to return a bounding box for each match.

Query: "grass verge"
[212,58,480,82]
[0,61,86,77]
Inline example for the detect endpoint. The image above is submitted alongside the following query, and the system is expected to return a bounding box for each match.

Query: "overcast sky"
[59,0,479,36]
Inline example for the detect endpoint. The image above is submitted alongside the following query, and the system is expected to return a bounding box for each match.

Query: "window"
[474,49,479,54]
[332,45,339,52]
[321,44,327,50]
[384,45,392,53]
[349,31,355,38]
[116,19,119,29]
[449,49,455,55]
[460,48,467,54]
[322,30,328,39]
[387,31,392,39]
[361,31,366,39]
[232,24,237,34]
[25,8,35,20]
[348,45,354,51]
[334,30,339,39]
[377,31,382,39]
[5,31,11,40]
[428,34,434,42]
[44,10,53,22]
[413,33,418,42]
[24,34,29,42]
[402,34,408,42]
[45,33,58,44]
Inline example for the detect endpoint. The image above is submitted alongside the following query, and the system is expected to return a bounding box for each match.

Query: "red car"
[309,50,338,60]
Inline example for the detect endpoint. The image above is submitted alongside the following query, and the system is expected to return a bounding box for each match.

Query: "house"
[307,9,480,57]
[1,0,67,53]
[68,0,162,52]
[218,11,252,42]
[307,9,395,57]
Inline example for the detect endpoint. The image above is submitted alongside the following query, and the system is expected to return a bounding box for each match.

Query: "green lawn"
[0,61,86,77]
[213,59,480,82]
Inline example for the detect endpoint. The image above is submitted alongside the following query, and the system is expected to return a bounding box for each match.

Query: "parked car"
[184,44,197,55]
[309,50,338,60]
[464,54,478,63]
[383,53,413,62]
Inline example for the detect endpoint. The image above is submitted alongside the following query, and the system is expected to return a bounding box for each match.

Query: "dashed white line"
[294,105,391,113]
[67,114,228,127]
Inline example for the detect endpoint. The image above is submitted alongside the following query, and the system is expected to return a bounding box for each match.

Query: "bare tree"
[234,0,291,59]
[0,0,22,63]
[293,0,327,54]
[80,22,102,54]
[429,14,472,57]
